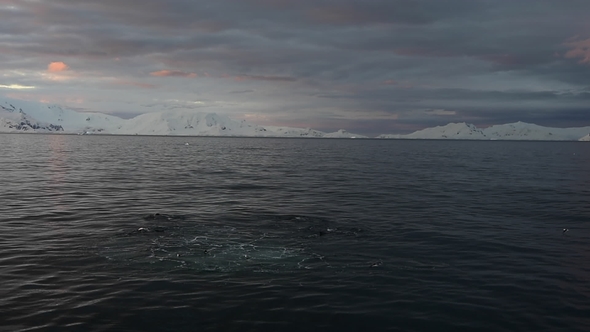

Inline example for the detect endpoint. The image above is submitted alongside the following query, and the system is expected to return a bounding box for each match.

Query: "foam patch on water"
[93,213,344,273]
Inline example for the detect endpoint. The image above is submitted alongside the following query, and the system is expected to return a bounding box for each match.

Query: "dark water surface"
[1,134,589,331]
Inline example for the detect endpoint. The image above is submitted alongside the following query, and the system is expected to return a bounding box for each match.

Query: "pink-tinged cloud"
[150,70,197,78]
[234,75,297,82]
[48,61,69,72]
[382,80,397,85]
[564,38,590,64]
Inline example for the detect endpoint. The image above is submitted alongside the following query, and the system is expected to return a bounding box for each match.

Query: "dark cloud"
[1,0,590,135]
[229,89,255,94]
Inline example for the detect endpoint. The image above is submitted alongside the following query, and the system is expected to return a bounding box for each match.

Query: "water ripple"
[0,135,589,331]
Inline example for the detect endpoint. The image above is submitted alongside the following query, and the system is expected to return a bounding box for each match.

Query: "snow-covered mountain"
[4,96,588,140]
[263,126,325,138]
[379,122,590,141]
[0,96,363,138]
[1,98,122,133]
[116,110,270,136]
[0,101,64,132]
[323,129,364,138]
[379,122,485,140]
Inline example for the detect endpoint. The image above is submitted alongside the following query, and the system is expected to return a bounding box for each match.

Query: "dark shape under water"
[125,226,168,236]
[370,261,383,268]
[100,212,376,273]
[143,213,185,222]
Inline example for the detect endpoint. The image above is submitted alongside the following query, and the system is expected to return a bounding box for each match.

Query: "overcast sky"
[1,0,590,135]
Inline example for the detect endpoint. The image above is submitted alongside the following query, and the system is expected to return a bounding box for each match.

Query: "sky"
[1,0,590,135]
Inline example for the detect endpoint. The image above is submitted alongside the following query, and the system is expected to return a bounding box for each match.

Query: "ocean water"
[0,133,589,332]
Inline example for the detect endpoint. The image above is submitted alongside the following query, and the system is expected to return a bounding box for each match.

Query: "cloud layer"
[1,0,589,134]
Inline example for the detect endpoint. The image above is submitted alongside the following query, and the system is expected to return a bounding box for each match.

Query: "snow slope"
[379,122,485,140]
[0,101,64,132]
[483,122,590,141]
[0,96,364,138]
[379,122,590,141]
[6,96,587,140]
[323,129,367,138]
[114,110,268,136]
[263,126,325,138]
[1,98,123,133]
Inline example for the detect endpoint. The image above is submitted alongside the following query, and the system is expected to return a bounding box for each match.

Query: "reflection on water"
[47,134,69,211]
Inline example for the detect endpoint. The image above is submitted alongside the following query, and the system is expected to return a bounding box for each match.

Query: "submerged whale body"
[98,212,376,273]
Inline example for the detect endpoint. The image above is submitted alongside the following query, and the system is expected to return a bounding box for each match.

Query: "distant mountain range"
[378,122,590,141]
[1,97,590,140]
[0,97,364,138]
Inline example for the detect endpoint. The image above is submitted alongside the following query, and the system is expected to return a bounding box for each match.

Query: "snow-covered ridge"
[3,96,589,140]
[0,97,365,138]
[0,101,64,132]
[323,129,362,138]
[379,121,590,141]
